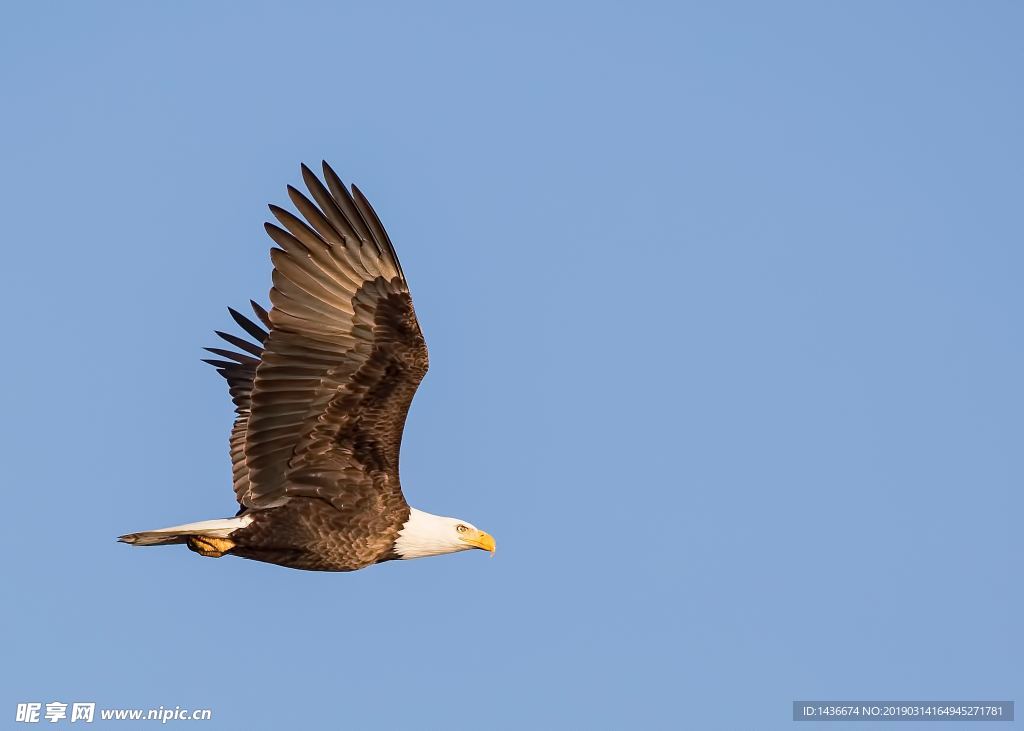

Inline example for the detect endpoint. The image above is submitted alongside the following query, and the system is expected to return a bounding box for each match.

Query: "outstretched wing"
[202,301,271,505]
[241,162,428,512]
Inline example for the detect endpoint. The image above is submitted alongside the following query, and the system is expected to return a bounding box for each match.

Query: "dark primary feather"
[203,301,269,503]
[204,163,428,537]
[232,302,271,339]
[214,331,263,357]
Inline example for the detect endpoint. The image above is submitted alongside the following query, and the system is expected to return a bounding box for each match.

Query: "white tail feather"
[118,516,252,546]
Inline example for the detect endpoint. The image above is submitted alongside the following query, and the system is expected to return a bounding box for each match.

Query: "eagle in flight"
[119,163,495,571]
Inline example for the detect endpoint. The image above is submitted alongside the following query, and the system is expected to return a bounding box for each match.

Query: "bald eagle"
[119,163,495,571]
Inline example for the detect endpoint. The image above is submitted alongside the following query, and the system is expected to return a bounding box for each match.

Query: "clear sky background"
[1,2,1020,729]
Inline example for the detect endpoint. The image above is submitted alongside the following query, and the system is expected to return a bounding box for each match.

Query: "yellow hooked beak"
[461,529,496,556]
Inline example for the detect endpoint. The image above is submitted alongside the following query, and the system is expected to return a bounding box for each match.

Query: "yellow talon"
[187,536,235,558]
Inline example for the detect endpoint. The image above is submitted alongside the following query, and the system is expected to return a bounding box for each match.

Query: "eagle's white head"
[393,508,496,560]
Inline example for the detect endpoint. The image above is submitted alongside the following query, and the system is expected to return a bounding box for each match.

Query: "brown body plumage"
[119,163,494,571]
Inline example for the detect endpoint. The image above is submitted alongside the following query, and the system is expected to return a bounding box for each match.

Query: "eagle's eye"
[456,524,469,534]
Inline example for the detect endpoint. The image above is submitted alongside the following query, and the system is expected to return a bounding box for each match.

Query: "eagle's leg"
[187,536,235,558]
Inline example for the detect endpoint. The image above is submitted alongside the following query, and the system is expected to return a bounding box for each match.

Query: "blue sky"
[1,2,1020,729]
